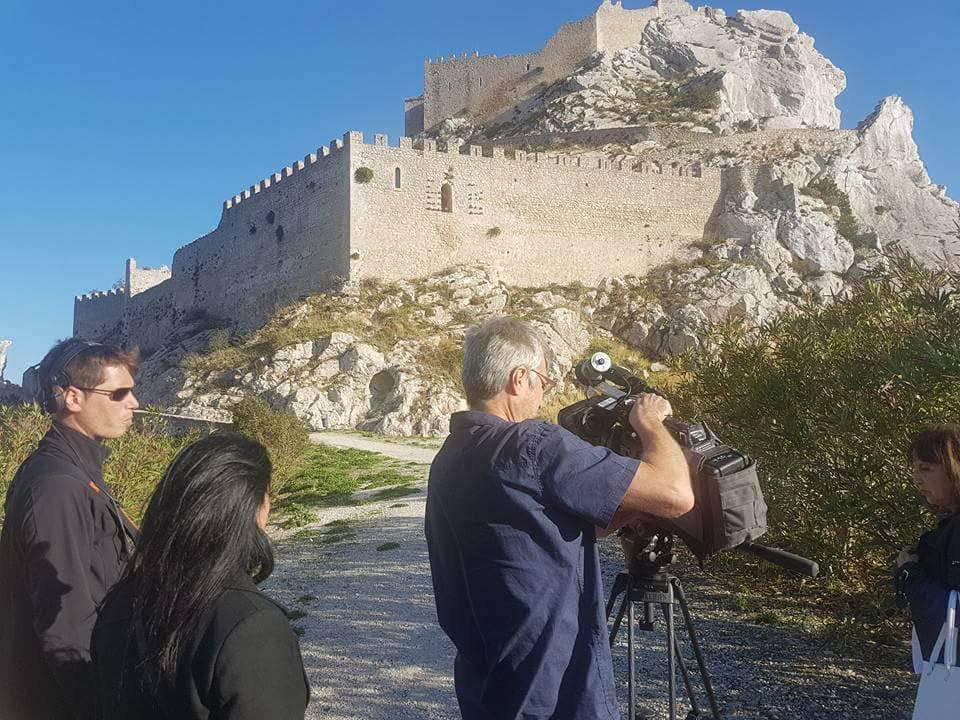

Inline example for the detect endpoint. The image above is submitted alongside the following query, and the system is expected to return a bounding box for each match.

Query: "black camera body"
[559,353,817,577]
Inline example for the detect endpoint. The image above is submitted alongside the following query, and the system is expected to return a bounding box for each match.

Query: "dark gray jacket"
[0,422,138,720]
[92,574,310,719]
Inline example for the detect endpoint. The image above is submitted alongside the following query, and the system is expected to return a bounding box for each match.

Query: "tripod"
[606,536,723,720]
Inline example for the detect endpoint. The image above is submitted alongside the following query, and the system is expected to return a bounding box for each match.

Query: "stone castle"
[407,0,697,135]
[74,0,723,352]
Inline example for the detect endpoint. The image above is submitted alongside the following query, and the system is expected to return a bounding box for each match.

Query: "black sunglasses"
[75,387,135,402]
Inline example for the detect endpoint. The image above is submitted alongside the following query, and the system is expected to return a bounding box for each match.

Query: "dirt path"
[264,438,917,720]
[309,431,440,465]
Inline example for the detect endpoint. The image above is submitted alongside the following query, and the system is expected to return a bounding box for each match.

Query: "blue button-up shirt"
[425,411,639,720]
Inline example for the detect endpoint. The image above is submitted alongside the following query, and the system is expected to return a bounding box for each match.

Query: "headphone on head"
[37,339,106,414]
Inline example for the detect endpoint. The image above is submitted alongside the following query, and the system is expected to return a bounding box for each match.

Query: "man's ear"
[507,367,528,396]
[61,386,85,413]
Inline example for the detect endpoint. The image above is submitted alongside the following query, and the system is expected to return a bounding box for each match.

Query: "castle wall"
[422,10,598,131]
[126,258,171,296]
[418,1,687,132]
[169,139,351,333]
[121,279,178,354]
[74,288,125,341]
[348,133,721,287]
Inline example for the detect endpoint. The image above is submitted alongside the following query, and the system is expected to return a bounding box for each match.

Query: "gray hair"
[462,316,551,406]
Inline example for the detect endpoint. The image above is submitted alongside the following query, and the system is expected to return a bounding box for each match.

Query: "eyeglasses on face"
[75,386,135,402]
[529,368,558,394]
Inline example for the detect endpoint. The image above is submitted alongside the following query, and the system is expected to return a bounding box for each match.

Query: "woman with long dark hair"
[92,432,309,719]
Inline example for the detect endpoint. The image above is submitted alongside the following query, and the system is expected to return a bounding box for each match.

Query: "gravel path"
[264,438,917,720]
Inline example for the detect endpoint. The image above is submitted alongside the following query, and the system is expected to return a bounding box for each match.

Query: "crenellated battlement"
[222,135,349,212]
[222,127,716,214]
[75,287,126,303]
[357,130,716,182]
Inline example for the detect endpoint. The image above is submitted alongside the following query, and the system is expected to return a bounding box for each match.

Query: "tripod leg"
[672,633,702,718]
[628,600,636,720]
[610,590,630,647]
[607,573,629,619]
[665,600,677,720]
[672,578,722,720]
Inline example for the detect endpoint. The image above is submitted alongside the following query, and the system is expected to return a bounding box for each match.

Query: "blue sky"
[1,0,957,384]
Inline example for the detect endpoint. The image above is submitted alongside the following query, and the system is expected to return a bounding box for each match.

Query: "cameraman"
[425,316,693,720]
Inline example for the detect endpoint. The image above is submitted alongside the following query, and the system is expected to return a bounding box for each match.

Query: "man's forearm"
[636,421,688,481]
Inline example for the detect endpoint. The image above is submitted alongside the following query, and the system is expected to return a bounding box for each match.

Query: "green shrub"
[207,328,233,352]
[231,397,310,498]
[0,404,197,525]
[801,177,864,246]
[353,167,374,184]
[668,252,960,644]
[0,404,50,513]
[486,227,502,238]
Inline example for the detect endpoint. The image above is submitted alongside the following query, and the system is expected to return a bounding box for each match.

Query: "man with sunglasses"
[0,339,140,720]
[426,316,694,720]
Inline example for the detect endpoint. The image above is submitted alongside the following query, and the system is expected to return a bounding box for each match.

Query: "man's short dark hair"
[44,339,140,389]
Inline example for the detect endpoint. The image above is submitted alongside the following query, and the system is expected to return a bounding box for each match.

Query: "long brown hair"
[908,425,960,510]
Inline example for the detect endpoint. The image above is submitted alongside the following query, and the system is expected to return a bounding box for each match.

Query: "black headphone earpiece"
[37,339,105,414]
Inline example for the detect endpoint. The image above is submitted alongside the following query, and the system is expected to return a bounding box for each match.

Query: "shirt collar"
[51,420,112,467]
[449,410,512,432]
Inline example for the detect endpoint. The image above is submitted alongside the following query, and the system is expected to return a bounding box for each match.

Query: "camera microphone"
[575,352,611,386]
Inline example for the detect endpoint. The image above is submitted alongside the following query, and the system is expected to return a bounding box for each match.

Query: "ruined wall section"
[594,1,659,56]
[125,258,171,296]
[74,289,126,341]
[169,139,351,334]
[418,1,683,133]
[421,11,598,131]
[348,132,721,287]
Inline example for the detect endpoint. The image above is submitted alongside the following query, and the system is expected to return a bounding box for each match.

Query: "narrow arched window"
[441,183,453,213]
[478,77,483,88]
[394,167,402,189]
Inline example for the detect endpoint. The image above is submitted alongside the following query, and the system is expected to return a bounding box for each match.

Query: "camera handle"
[737,543,820,577]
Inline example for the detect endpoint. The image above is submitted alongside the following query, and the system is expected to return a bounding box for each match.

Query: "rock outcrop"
[0,340,28,406]
[459,3,844,138]
[0,340,9,382]
[832,97,960,264]
[137,263,787,435]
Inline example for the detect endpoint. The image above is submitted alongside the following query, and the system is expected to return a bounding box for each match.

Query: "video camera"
[558,352,819,578]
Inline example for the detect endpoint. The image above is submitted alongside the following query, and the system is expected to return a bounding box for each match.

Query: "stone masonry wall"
[415,1,686,134]
[76,128,722,351]
[169,139,351,334]
[348,132,721,286]
[74,288,125,341]
[126,258,171,296]
[120,280,178,354]
[420,13,597,132]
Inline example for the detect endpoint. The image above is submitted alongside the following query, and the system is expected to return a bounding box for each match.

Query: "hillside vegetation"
[669,253,960,645]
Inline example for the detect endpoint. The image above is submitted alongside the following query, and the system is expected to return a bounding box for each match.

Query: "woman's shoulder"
[205,577,291,641]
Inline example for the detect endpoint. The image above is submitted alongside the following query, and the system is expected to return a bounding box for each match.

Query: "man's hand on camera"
[629,393,673,433]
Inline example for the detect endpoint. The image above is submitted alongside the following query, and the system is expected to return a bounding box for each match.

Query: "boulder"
[777,213,855,275]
